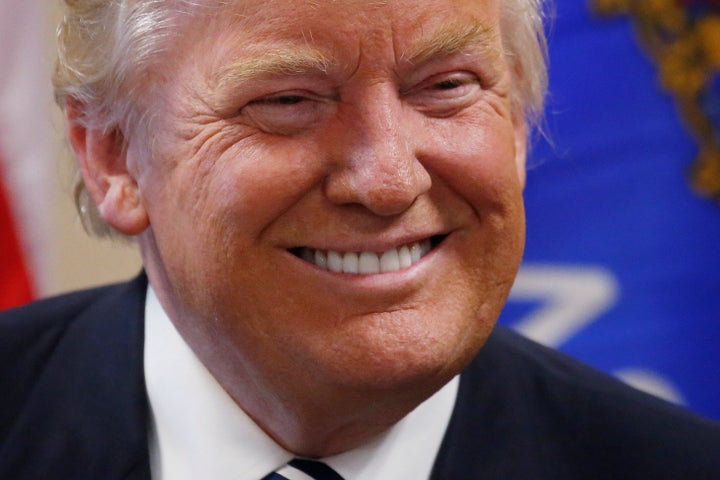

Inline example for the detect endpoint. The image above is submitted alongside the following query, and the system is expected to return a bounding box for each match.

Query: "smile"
[291,236,444,274]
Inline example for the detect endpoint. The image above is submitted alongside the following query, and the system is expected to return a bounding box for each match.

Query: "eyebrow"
[399,22,501,67]
[212,21,499,92]
[214,47,333,90]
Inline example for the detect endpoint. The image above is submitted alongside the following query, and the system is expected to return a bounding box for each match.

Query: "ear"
[513,114,528,189]
[65,99,149,235]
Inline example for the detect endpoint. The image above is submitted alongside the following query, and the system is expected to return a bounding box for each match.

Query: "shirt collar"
[144,285,458,480]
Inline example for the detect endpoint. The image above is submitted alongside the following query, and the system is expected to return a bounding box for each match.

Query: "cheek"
[423,114,524,210]
[144,136,324,255]
[199,139,327,232]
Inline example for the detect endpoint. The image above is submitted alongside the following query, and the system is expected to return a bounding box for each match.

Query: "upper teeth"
[299,239,432,274]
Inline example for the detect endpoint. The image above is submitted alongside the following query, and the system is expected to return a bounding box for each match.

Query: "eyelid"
[399,46,502,92]
[248,90,316,105]
[402,70,480,97]
[239,89,333,135]
[428,71,478,88]
[399,70,482,119]
[245,87,341,109]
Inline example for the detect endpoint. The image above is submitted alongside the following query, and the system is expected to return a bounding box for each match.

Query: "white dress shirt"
[144,286,458,480]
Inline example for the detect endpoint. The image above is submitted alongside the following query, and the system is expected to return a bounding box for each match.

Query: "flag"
[500,0,720,421]
[0,4,53,309]
[0,150,33,308]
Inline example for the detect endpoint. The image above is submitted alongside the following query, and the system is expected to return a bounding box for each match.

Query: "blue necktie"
[262,458,345,480]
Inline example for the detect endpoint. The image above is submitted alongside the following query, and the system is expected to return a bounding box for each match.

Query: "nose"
[323,90,431,216]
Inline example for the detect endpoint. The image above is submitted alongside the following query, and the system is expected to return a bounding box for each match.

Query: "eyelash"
[431,77,469,90]
[254,95,307,105]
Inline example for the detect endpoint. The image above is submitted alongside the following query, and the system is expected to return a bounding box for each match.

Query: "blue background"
[498,0,720,419]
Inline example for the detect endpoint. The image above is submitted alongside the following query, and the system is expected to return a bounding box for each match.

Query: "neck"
[231,374,445,457]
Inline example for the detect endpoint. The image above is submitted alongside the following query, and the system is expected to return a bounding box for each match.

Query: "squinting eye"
[426,73,480,93]
[406,72,481,117]
[431,78,467,90]
[241,92,327,134]
[256,95,306,105]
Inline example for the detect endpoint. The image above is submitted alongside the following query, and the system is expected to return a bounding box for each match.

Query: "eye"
[431,77,470,91]
[241,92,328,134]
[256,94,306,105]
[405,71,481,117]
[424,72,479,96]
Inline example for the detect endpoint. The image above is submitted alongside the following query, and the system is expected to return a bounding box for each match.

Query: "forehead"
[151,0,509,116]
[174,0,503,61]
[188,0,497,21]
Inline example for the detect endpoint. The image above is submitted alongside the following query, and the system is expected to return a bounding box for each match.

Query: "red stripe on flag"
[0,156,34,310]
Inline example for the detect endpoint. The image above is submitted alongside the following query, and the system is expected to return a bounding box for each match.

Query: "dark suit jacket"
[1,275,719,479]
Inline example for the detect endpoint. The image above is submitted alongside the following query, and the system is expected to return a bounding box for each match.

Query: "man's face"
[136,0,525,409]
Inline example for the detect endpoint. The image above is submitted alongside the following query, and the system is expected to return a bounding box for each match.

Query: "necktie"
[262,458,345,480]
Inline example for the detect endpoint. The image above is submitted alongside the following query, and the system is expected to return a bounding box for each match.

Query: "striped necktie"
[262,458,345,480]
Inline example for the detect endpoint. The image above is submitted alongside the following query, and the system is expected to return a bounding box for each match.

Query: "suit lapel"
[0,275,152,480]
[429,328,543,479]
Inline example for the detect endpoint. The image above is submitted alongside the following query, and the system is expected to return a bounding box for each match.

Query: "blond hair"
[53,0,549,237]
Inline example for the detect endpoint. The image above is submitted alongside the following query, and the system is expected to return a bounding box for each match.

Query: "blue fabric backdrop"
[498,0,720,420]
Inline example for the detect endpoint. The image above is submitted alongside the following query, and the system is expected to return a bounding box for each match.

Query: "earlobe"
[65,100,149,235]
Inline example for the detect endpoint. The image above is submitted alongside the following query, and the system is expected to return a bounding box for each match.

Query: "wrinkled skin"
[70,0,527,456]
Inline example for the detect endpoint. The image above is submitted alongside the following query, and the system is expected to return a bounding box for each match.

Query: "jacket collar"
[1,274,151,480]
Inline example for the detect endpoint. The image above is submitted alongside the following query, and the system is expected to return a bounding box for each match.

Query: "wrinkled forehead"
[120,0,509,129]
[165,0,503,62]
[159,0,506,95]
[168,0,501,33]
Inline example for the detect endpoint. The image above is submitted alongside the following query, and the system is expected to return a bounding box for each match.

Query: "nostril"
[334,172,430,217]
[322,151,431,216]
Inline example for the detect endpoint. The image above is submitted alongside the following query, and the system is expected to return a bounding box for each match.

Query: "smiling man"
[1,0,719,479]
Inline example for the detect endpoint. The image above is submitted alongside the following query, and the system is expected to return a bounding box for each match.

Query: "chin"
[321,322,489,394]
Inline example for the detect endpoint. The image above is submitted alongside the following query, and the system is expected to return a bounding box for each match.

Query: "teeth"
[359,252,379,274]
[298,239,433,275]
[327,250,343,272]
[380,248,400,272]
[314,250,327,270]
[410,242,422,263]
[343,252,359,274]
[398,245,412,269]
